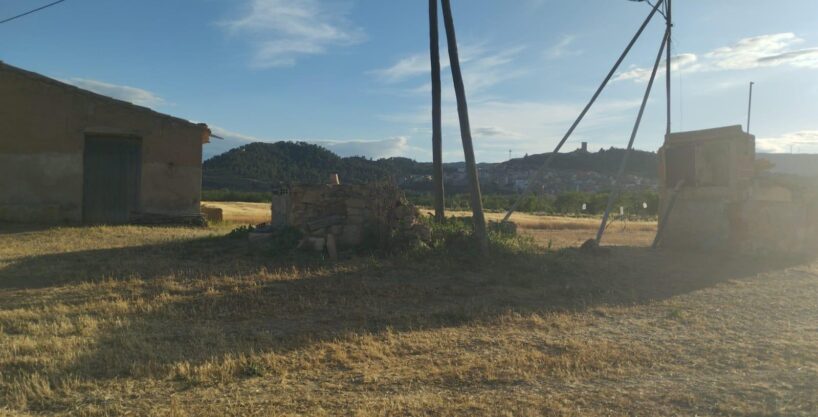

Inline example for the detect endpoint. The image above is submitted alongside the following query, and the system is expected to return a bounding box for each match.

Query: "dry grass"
[202,201,271,224]
[0,215,816,416]
[424,208,657,231]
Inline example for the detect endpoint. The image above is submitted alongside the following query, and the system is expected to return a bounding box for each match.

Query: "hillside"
[499,148,659,179]
[203,141,659,192]
[203,142,429,191]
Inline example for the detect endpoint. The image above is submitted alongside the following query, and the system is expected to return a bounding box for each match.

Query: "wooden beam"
[440,0,489,254]
[429,0,445,222]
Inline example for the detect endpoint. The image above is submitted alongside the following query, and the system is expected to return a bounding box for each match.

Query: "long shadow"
[0,233,813,383]
[0,222,65,236]
[0,233,296,290]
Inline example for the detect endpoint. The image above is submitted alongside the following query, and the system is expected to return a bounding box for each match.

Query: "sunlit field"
[1,213,816,416]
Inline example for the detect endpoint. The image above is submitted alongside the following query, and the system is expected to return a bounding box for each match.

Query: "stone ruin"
[268,178,431,257]
[657,125,818,255]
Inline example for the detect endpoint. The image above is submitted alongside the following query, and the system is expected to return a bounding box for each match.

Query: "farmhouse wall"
[0,63,208,223]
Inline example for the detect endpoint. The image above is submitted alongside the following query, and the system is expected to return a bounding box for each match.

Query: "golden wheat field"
[1,212,817,416]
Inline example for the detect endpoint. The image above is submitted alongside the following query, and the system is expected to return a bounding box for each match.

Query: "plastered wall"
[0,65,207,223]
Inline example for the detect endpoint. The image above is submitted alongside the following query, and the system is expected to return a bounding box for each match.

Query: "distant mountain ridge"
[203,141,660,192]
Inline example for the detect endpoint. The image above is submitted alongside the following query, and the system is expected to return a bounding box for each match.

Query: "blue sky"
[2,0,817,161]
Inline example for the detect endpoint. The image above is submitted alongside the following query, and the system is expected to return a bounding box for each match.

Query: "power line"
[0,0,68,25]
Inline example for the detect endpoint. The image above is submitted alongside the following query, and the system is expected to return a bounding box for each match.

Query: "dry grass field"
[202,202,657,248]
[427,209,658,248]
[1,214,817,416]
[202,201,272,224]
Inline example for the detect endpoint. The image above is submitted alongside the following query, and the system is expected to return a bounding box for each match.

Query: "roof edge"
[0,61,209,133]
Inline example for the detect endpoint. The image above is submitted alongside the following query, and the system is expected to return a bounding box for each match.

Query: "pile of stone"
[271,179,431,257]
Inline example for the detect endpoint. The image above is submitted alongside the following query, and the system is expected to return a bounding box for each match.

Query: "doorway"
[82,136,141,224]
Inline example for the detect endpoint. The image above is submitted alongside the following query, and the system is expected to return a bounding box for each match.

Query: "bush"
[419,216,537,259]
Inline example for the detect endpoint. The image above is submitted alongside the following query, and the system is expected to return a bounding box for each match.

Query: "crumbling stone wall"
[277,183,430,252]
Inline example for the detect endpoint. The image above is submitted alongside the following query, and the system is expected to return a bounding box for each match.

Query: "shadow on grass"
[0,230,813,383]
[0,222,66,236]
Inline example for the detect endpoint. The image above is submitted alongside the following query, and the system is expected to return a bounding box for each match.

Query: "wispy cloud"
[616,53,698,82]
[473,126,523,139]
[757,130,818,153]
[371,43,527,96]
[369,43,487,83]
[547,35,582,59]
[617,33,818,82]
[209,125,263,143]
[706,33,817,70]
[222,0,365,68]
[317,137,412,158]
[64,78,165,107]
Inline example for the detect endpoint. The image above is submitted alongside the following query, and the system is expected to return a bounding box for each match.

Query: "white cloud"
[547,35,582,59]
[757,48,818,69]
[473,126,522,139]
[65,78,165,107]
[616,53,698,82]
[316,137,412,158]
[757,130,818,153]
[371,54,438,83]
[209,125,262,143]
[617,33,818,82]
[223,0,365,68]
[371,43,527,96]
[705,33,811,70]
[369,43,488,83]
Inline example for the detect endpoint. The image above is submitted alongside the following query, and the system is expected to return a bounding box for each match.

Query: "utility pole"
[747,81,755,134]
[665,0,672,138]
[440,0,489,254]
[429,0,445,222]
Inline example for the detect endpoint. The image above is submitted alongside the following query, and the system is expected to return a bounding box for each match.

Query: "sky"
[1,0,817,162]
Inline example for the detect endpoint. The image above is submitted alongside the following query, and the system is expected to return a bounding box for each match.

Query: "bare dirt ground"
[1,215,816,416]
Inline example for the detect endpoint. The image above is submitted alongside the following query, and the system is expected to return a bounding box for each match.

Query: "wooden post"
[429,0,445,222]
[440,0,489,254]
[596,28,670,244]
[665,0,672,138]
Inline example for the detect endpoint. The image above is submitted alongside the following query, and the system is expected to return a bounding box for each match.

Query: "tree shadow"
[0,233,813,383]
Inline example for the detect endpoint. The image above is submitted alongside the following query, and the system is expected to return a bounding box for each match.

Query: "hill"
[203,141,659,192]
[203,142,429,191]
[499,148,659,179]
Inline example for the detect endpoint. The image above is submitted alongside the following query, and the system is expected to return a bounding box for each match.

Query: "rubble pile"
[275,182,431,255]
